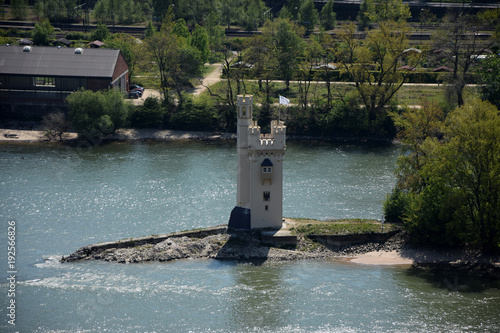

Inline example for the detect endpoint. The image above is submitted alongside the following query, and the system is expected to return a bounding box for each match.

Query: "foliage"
[65,31,89,40]
[334,21,422,134]
[358,0,410,27]
[262,18,305,90]
[478,55,500,109]
[31,19,54,46]
[320,0,336,31]
[170,93,219,131]
[299,0,319,32]
[66,89,132,142]
[145,20,156,38]
[138,11,204,108]
[94,0,146,25]
[34,0,80,23]
[91,22,110,41]
[240,0,268,31]
[104,34,137,78]
[191,24,209,64]
[385,100,500,252]
[130,97,165,128]
[11,0,29,20]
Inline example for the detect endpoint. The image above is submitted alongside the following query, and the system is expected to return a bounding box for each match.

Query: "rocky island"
[60,219,500,278]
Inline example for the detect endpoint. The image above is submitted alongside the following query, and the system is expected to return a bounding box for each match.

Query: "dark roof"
[0,45,122,78]
[261,158,273,167]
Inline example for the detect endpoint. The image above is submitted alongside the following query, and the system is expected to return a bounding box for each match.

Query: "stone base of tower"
[228,206,251,229]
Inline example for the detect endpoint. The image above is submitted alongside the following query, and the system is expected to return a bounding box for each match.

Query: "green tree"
[386,100,500,252]
[334,21,421,134]
[172,18,190,40]
[263,18,305,90]
[130,97,165,128]
[191,24,209,64]
[479,56,500,109]
[67,89,131,142]
[220,0,240,29]
[320,0,336,31]
[11,0,29,20]
[357,0,371,31]
[91,22,110,41]
[140,11,204,108]
[205,11,226,61]
[145,20,156,38]
[299,0,319,32]
[358,0,410,25]
[105,34,137,79]
[32,19,54,46]
[240,0,268,31]
[93,0,120,27]
[287,0,301,21]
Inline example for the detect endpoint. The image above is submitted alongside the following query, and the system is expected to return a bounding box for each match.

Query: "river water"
[0,141,499,332]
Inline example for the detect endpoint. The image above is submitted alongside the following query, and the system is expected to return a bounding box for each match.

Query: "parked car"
[130,88,143,97]
[129,84,144,92]
[128,90,141,99]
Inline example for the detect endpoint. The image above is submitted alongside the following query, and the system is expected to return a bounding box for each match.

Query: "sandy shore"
[0,128,236,143]
[350,250,413,265]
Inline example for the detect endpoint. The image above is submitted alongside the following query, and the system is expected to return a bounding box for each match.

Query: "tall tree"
[191,24,210,64]
[478,55,500,109]
[11,0,29,20]
[334,21,421,133]
[263,18,305,90]
[433,12,493,106]
[299,0,319,32]
[140,11,204,108]
[320,0,336,31]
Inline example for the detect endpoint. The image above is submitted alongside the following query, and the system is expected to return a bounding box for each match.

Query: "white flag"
[279,95,290,105]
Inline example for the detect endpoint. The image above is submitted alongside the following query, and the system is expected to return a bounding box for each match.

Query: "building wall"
[111,53,129,92]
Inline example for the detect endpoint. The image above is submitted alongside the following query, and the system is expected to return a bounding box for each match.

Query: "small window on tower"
[263,191,270,201]
[242,106,246,117]
[262,167,272,173]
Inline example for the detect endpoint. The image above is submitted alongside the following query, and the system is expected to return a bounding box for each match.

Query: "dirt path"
[192,63,224,96]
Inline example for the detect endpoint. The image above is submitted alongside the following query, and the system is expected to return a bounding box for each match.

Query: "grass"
[287,218,401,236]
[199,80,460,107]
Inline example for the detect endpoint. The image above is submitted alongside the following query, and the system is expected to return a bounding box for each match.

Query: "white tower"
[228,95,286,229]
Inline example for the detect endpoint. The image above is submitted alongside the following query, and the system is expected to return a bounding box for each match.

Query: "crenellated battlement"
[247,120,286,149]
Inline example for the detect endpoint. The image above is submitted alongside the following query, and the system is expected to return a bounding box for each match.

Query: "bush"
[66,32,90,41]
[169,94,218,131]
[130,97,165,128]
[67,89,132,143]
[383,188,410,223]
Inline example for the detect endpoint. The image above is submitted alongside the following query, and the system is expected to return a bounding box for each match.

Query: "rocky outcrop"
[61,225,409,264]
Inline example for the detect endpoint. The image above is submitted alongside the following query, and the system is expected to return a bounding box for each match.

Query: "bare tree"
[42,111,70,141]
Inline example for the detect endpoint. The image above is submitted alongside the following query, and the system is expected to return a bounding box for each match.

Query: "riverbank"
[60,223,500,278]
[0,127,396,145]
[0,128,236,143]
